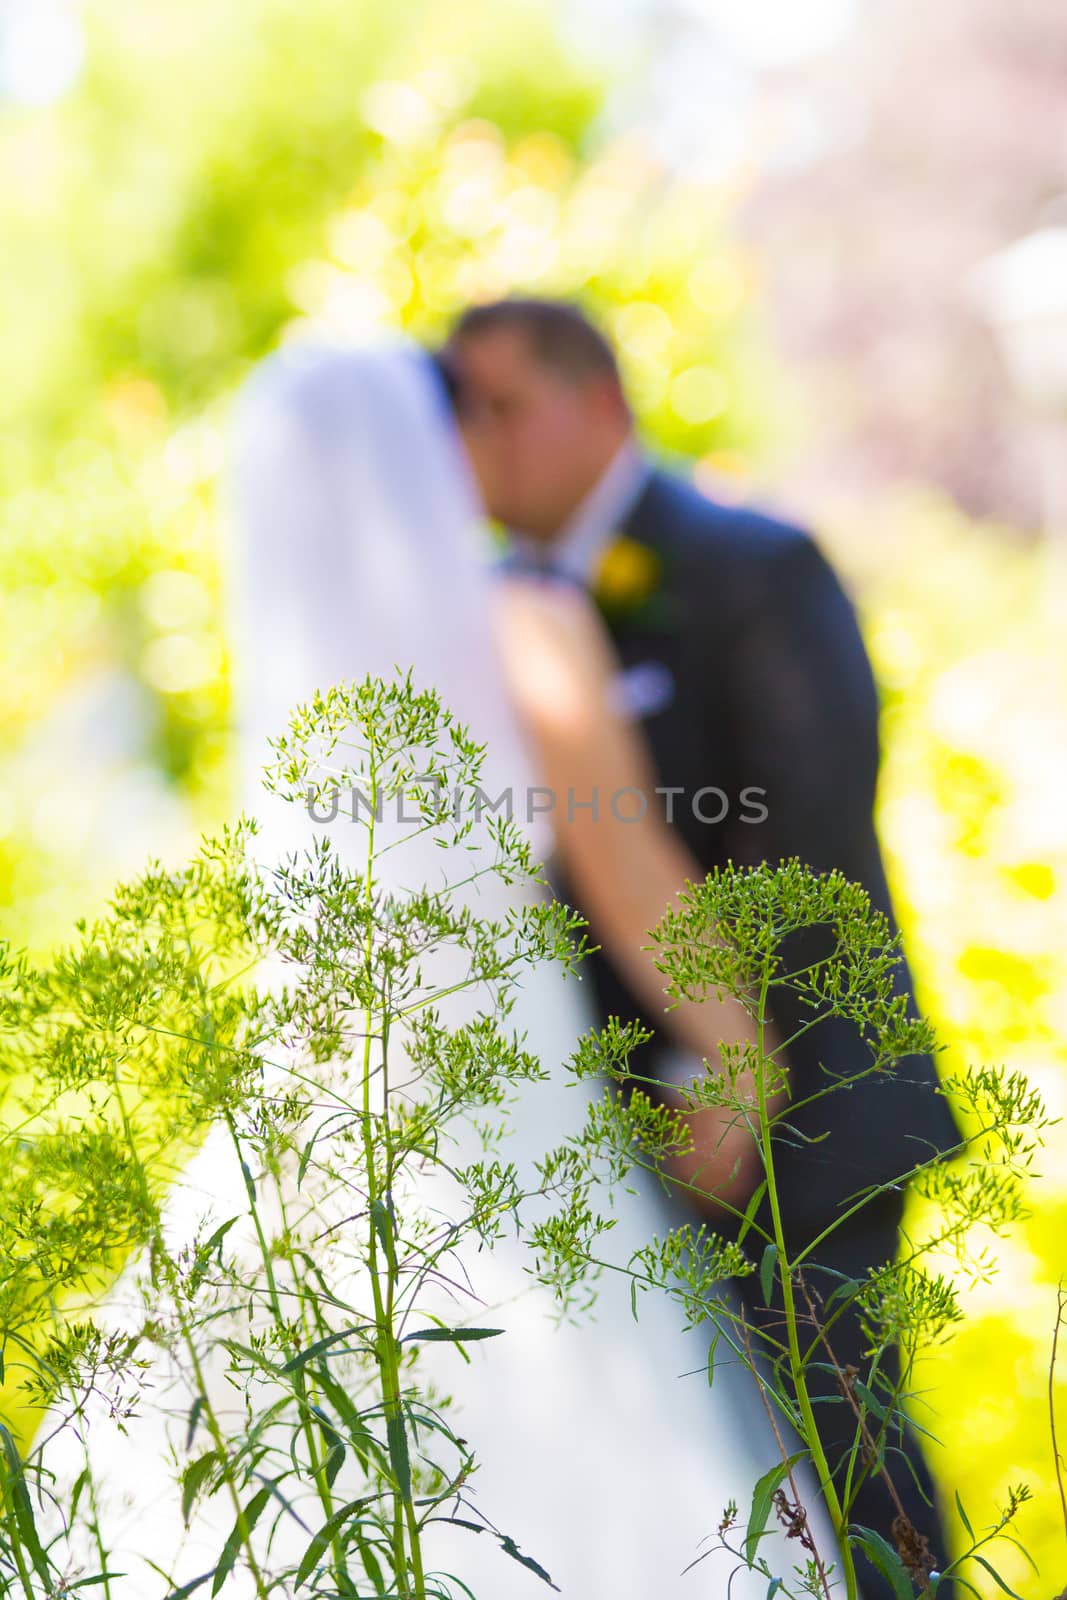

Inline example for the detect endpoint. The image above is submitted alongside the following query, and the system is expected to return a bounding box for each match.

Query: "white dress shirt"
[505,437,652,581]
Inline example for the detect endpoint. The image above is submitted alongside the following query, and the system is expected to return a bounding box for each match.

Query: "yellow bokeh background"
[1,2,1065,1591]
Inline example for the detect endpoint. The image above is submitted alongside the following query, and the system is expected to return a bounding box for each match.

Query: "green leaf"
[385,1407,411,1501]
[294,1496,375,1587]
[759,1242,778,1307]
[970,1554,1025,1598]
[281,1325,371,1373]
[187,1218,238,1300]
[743,1455,803,1568]
[995,1531,1040,1574]
[358,1534,387,1592]
[297,1121,332,1189]
[69,1467,90,1527]
[196,1216,237,1263]
[251,1472,312,1537]
[323,1441,345,1489]
[400,1327,504,1345]
[312,1370,389,1477]
[164,1572,215,1600]
[823,1274,863,1315]
[370,1197,394,1265]
[954,1489,974,1541]
[852,1528,914,1600]
[436,1516,487,1535]
[500,1533,560,1590]
[706,1328,720,1392]
[854,1380,888,1421]
[211,1485,272,1596]
[218,1338,287,1379]
[738,1179,768,1246]
[0,1421,53,1588]
[181,1451,219,1527]
[313,1404,342,1454]
[185,1395,204,1451]
[297,1133,316,1189]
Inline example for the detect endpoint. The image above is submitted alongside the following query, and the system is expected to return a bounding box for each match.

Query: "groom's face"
[449,327,628,539]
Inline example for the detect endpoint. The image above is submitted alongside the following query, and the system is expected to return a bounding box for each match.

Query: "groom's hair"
[449,298,621,387]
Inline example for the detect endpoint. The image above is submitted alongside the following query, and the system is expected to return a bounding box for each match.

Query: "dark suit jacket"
[555,468,960,1247]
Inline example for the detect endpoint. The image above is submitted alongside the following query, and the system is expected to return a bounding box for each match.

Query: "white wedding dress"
[40,339,837,1599]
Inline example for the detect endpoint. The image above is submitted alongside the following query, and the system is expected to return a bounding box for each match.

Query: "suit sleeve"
[719,531,886,895]
[710,532,959,1233]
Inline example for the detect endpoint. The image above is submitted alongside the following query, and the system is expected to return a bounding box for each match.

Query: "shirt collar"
[506,438,652,583]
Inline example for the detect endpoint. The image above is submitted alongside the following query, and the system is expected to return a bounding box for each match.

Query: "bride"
[224,332,841,1599]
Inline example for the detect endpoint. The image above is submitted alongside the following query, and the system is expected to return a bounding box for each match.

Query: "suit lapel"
[592,474,689,759]
[599,471,733,856]
[599,472,686,656]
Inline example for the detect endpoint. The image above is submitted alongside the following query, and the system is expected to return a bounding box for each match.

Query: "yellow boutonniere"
[592,534,662,615]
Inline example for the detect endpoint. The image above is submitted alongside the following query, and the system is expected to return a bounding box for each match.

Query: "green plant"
[0,673,649,1598]
[552,860,1051,1598]
[0,675,1050,1598]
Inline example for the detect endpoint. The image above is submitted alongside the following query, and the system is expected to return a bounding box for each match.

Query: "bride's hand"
[491,569,767,1211]
[491,575,654,783]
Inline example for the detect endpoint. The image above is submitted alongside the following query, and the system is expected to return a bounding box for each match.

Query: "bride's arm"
[492,577,780,1212]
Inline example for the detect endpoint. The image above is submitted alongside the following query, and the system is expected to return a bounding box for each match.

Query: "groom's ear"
[585,369,631,425]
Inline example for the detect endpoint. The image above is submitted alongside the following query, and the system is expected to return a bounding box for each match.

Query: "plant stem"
[358,740,424,1599]
[754,961,859,1600]
[227,1116,352,1585]
[380,1010,428,1595]
[176,1305,271,1598]
[739,1313,835,1600]
[83,1446,114,1600]
[1051,1281,1067,1548]
[0,1474,37,1600]
[109,1067,269,1600]
[272,1163,356,1583]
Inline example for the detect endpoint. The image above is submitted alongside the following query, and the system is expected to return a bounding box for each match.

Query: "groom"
[441,297,960,1594]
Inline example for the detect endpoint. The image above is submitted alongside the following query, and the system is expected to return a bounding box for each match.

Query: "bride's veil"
[227,334,547,886]
[58,346,581,1594]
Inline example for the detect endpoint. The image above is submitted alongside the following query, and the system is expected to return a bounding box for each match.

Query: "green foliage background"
[1,0,1064,1589]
